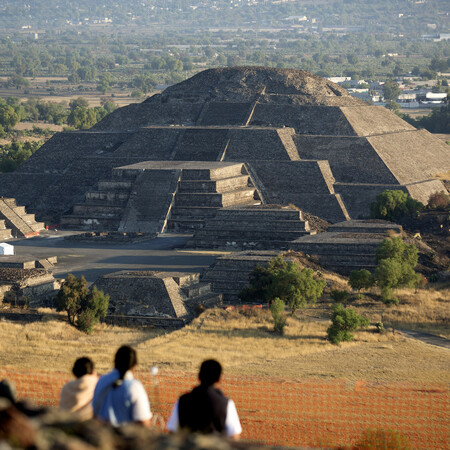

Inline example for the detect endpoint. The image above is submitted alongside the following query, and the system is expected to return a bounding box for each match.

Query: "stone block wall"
[294,136,398,184]
[250,105,357,135]
[225,129,295,161]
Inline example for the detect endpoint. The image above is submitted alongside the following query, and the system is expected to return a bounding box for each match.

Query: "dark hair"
[0,379,17,403]
[114,345,137,379]
[199,359,222,386]
[72,357,94,378]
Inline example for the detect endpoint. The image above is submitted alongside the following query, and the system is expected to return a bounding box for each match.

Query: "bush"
[330,290,350,303]
[427,191,450,210]
[327,303,369,344]
[239,255,326,314]
[370,190,424,222]
[270,297,286,335]
[56,274,109,334]
[349,269,374,297]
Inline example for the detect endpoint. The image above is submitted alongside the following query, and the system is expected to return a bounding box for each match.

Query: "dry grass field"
[0,294,448,448]
[0,285,448,381]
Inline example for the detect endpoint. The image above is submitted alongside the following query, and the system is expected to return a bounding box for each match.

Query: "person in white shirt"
[60,357,98,421]
[167,359,242,439]
[92,346,152,427]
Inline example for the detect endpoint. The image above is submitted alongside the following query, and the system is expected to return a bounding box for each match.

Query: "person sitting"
[92,345,152,427]
[167,359,242,440]
[59,357,98,420]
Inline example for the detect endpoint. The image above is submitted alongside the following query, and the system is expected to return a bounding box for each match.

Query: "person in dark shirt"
[167,359,242,439]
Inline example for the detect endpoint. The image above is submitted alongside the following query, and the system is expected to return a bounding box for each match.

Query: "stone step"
[214,208,304,221]
[181,282,212,298]
[318,254,377,265]
[0,229,12,240]
[192,229,312,241]
[169,206,219,218]
[72,204,125,215]
[209,256,277,270]
[13,206,27,216]
[85,191,130,203]
[199,219,310,232]
[291,242,380,256]
[175,189,257,208]
[97,180,133,191]
[181,164,245,181]
[0,220,6,229]
[1,198,17,208]
[171,272,201,287]
[185,292,223,308]
[178,175,250,193]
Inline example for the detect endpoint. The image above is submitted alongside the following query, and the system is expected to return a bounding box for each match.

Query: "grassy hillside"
[0,284,448,384]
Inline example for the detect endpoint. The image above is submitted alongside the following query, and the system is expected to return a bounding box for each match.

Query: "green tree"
[374,237,420,303]
[239,255,326,314]
[383,80,401,101]
[327,303,369,344]
[349,269,374,297]
[67,106,97,129]
[0,105,20,131]
[270,297,286,335]
[55,274,109,333]
[370,190,424,221]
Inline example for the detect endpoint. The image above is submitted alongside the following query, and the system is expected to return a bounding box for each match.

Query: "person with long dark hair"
[92,346,152,427]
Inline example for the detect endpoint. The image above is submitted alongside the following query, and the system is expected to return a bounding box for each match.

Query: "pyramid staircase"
[61,171,137,230]
[0,198,44,238]
[167,163,260,232]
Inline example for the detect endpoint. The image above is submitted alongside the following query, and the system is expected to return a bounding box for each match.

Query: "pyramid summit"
[0,67,448,229]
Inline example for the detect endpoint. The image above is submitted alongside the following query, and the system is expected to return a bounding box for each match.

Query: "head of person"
[198,359,222,387]
[0,379,17,404]
[72,357,94,379]
[114,345,137,379]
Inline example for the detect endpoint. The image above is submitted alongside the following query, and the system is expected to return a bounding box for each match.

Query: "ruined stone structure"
[93,271,221,321]
[0,198,44,238]
[202,219,403,302]
[0,67,447,229]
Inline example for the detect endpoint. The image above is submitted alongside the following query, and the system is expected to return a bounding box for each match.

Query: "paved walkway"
[399,330,450,349]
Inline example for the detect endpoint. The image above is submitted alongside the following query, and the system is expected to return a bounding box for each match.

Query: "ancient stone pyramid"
[0,67,448,227]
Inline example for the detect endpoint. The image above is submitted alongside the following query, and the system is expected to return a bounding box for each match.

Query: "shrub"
[370,190,424,222]
[270,297,286,335]
[327,303,369,344]
[239,255,326,314]
[56,274,109,334]
[427,191,450,210]
[349,270,374,297]
[330,290,350,303]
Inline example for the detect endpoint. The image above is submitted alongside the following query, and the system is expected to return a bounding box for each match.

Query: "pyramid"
[0,67,447,227]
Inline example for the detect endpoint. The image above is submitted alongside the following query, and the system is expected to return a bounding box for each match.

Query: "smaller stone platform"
[0,267,61,307]
[187,205,315,250]
[93,270,222,322]
[290,220,402,274]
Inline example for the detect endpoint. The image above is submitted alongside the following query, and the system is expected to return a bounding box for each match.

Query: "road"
[11,231,223,283]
